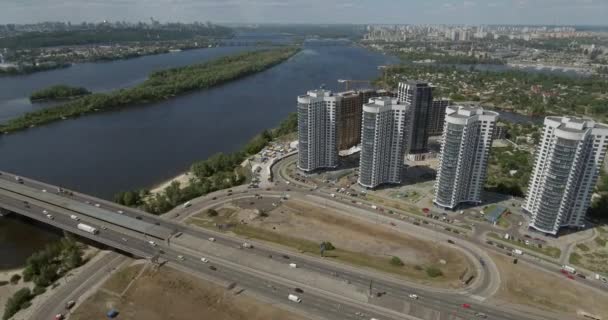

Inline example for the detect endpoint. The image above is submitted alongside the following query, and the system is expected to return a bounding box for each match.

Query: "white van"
[289,263,297,268]
[287,294,301,303]
[183,201,192,208]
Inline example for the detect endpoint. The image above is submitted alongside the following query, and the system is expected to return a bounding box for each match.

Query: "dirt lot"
[190,198,474,288]
[70,263,307,320]
[490,252,608,318]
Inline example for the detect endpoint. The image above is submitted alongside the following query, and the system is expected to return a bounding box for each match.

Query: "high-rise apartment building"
[523,117,608,235]
[358,97,412,189]
[434,106,498,210]
[397,81,434,153]
[297,89,340,172]
[427,98,451,136]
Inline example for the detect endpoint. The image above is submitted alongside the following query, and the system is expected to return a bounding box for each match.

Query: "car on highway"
[65,300,76,309]
[117,210,123,214]
[54,314,64,320]
[183,201,192,208]
[294,288,304,293]
[70,215,79,221]
[282,254,290,259]
[408,294,418,299]
[42,189,47,193]
[462,303,471,309]
[475,312,488,318]
[209,266,217,271]
[177,255,185,261]
[101,226,107,230]
[242,242,253,248]
[94,203,101,207]
[42,209,48,214]
[208,237,216,242]
[121,238,128,242]
[46,214,54,220]
[148,241,157,247]
[201,257,209,263]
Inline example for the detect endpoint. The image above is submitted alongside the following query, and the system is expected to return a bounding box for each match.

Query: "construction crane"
[337,79,371,91]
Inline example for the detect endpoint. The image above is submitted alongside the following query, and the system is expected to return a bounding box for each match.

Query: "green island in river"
[29,85,91,102]
[1,47,300,133]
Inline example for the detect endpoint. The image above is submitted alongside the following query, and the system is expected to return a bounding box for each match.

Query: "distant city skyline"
[2,0,608,26]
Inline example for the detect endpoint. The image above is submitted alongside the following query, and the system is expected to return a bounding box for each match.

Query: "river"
[0,38,398,269]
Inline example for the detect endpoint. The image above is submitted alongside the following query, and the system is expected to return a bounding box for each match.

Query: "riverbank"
[0,47,300,134]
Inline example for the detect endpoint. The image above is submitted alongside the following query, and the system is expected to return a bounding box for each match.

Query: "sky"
[1,0,607,25]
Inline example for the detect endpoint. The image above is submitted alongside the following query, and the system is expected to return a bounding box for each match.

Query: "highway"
[0,187,409,320]
[0,171,559,320]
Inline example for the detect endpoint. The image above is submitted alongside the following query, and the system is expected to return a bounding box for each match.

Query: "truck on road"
[288,294,301,303]
[77,223,98,235]
[563,265,576,274]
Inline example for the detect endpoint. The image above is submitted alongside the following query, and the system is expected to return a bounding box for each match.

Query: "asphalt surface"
[0,171,560,320]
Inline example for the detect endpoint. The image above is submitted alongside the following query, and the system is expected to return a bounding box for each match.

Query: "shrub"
[9,274,21,285]
[414,265,423,271]
[390,256,404,267]
[206,209,219,217]
[426,267,444,278]
[595,237,607,247]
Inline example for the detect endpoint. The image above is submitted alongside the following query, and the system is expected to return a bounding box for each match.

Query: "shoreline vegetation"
[29,85,91,102]
[114,112,298,215]
[0,47,300,134]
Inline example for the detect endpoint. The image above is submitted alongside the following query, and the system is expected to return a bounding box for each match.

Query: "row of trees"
[0,47,300,133]
[115,112,298,215]
[30,85,91,101]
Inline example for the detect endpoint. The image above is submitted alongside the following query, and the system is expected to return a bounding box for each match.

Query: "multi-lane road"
[0,171,565,320]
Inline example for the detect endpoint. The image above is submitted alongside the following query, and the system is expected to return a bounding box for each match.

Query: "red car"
[422,208,430,213]
[462,303,471,309]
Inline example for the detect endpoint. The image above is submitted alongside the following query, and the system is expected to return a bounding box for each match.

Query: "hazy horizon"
[2,0,607,26]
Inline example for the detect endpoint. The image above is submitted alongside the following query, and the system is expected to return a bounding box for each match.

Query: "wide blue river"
[0,39,398,269]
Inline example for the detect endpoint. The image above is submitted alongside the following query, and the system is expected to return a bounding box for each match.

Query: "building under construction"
[336,89,392,150]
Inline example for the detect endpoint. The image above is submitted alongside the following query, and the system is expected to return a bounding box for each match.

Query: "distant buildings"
[397,81,434,154]
[427,98,451,136]
[434,106,498,210]
[523,117,608,235]
[297,89,340,172]
[358,97,412,189]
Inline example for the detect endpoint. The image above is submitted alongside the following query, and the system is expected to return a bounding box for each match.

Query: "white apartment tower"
[297,89,340,172]
[434,106,498,210]
[358,97,412,189]
[524,117,608,235]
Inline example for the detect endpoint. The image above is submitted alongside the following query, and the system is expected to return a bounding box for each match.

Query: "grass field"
[188,199,474,288]
[70,264,307,320]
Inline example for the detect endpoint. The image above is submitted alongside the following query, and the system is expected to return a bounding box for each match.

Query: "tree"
[426,266,443,278]
[206,208,219,217]
[3,288,32,320]
[321,241,336,251]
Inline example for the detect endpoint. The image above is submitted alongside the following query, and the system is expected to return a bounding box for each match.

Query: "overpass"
[0,170,558,320]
